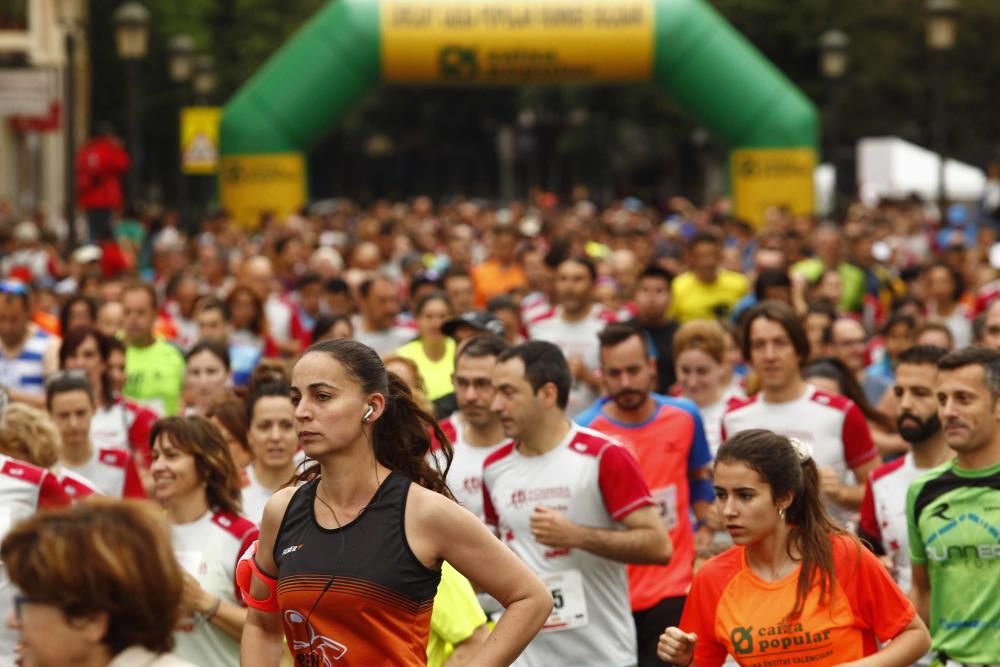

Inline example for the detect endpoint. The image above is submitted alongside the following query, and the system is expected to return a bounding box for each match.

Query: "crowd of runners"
[0,192,998,666]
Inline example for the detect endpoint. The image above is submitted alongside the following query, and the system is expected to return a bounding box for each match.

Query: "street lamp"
[168,34,195,234]
[55,0,84,249]
[167,34,196,84]
[925,0,960,211]
[819,29,850,203]
[192,55,218,102]
[113,2,150,207]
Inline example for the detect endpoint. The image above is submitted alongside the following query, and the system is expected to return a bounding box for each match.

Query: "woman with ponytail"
[658,429,929,667]
[240,338,552,667]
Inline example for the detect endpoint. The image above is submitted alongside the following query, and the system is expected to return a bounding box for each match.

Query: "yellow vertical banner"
[381,0,654,83]
[219,153,307,228]
[180,107,221,174]
[730,148,816,227]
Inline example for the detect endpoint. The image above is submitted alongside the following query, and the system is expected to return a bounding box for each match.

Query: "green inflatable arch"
[219,0,818,226]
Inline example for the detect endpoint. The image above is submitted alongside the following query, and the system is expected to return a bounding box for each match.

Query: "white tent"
[856,136,987,204]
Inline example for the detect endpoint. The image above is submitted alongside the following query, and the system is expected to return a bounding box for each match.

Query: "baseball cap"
[441,311,506,338]
[72,245,103,264]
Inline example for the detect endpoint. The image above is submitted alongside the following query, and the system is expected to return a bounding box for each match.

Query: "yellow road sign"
[181,107,221,175]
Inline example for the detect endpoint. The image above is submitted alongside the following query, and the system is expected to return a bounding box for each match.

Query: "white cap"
[72,245,103,264]
[13,221,39,243]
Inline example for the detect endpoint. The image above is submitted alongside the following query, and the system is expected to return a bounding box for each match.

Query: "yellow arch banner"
[381,0,654,83]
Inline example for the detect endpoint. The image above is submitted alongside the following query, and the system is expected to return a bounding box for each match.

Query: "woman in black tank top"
[240,338,551,666]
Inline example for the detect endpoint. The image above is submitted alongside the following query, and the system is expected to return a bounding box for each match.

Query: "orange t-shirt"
[680,535,914,666]
[471,260,528,307]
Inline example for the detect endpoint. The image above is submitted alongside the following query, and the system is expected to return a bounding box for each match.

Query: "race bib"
[541,569,588,632]
[651,485,678,530]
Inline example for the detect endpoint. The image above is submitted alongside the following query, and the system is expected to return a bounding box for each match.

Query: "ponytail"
[372,372,454,500]
[716,429,850,621]
[785,456,845,619]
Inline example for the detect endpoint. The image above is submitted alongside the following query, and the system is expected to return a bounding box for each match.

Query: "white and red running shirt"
[63,446,146,499]
[482,424,653,667]
[172,509,258,666]
[0,455,71,661]
[859,453,929,592]
[433,414,512,522]
[721,385,879,526]
[527,304,617,418]
[54,466,101,501]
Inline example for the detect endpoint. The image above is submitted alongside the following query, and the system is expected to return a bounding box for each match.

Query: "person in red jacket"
[75,123,130,243]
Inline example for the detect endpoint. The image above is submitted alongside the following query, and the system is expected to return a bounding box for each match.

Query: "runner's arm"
[410,490,552,667]
[836,456,881,510]
[909,564,931,625]
[240,487,296,667]
[842,616,930,667]
[531,504,672,565]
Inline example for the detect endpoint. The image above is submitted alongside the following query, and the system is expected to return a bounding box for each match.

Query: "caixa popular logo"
[730,626,754,655]
[439,46,478,79]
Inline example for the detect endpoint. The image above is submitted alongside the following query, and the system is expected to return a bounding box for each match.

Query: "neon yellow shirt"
[123,339,185,416]
[669,270,749,322]
[397,338,456,401]
[427,562,488,667]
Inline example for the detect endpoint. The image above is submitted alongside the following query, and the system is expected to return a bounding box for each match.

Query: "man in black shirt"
[627,265,679,394]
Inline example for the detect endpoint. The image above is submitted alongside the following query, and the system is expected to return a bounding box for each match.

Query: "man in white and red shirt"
[722,301,881,525]
[527,257,617,417]
[433,335,511,520]
[0,453,71,661]
[858,345,952,591]
[47,374,145,498]
[483,341,671,667]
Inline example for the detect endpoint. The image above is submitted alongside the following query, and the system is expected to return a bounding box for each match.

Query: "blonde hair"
[673,319,727,364]
[0,403,62,468]
[382,354,435,415]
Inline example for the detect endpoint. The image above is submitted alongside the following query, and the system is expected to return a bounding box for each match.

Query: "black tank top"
[273,472,440,666]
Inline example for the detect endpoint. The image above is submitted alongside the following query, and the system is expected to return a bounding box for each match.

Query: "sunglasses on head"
[0,281,29,296]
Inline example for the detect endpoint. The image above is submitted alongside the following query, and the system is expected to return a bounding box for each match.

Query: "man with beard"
[858,345,952,591]
[576,323,714,667]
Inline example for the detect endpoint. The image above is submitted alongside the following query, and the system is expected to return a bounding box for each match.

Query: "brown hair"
[122,280,158,309]
[673,319,727,364]
[150,416,243,515]
[1,499,183,655]
[0,403,61,468]
[741,300,811,366]
[717,429,849,619]
[298,339,453,498]
[382,353,435,415]
[206,398,250,456]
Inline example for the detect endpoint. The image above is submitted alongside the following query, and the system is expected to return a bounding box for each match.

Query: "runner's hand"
[530,506,579,549]
[657,627,696,665]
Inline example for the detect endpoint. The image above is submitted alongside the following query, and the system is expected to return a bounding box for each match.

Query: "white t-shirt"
[350,315,416,356]
[721,385,879,526]
[859,453,931,592]
[482,424,653,667]
[433,414,511,522]
[171,510,258,667]
[241,464,277,526]
[527,304,617,418]
[63,446,142,499]
[0,455,69,662]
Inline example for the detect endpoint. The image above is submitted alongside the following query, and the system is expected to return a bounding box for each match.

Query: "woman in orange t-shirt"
[658,429,930,667]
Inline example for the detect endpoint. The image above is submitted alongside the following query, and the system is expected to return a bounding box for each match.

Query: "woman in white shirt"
[150,415,258,667]
[673,319,745,456]
[240,381,299,524]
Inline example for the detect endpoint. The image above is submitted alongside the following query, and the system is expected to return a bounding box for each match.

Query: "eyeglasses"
[13,594,37,621]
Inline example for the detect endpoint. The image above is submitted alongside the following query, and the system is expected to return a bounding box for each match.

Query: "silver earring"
[778,508,786,520]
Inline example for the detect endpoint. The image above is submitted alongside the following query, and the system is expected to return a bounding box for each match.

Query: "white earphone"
[363,405,374,422]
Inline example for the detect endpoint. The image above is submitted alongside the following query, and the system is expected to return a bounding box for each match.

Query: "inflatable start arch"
[220,0,818,226]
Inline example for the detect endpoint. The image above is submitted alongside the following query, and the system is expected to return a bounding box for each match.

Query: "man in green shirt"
[908,346,1000,666]
[121,282,185,416]
[791,223,865,313]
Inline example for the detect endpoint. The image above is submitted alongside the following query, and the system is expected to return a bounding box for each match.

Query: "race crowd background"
[1,188,1000,666]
